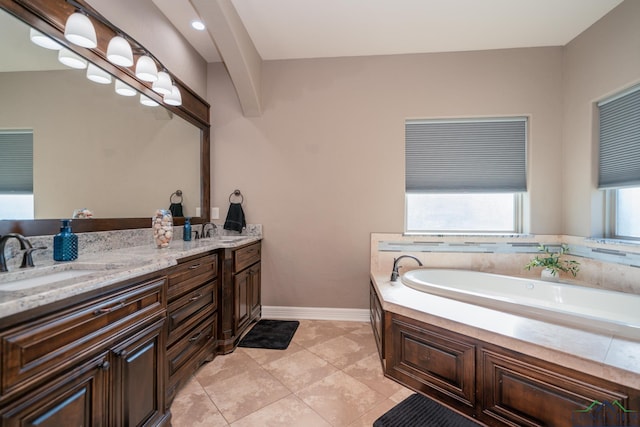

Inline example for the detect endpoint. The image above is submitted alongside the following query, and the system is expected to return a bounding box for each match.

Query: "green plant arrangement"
[524,244,580,277]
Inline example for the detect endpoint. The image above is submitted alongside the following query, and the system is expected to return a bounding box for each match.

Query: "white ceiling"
[154,0,624,63]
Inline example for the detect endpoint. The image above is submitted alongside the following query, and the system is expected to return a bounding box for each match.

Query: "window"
[598,85,640,240]
[0,130,34,219]
[405,117,526,233]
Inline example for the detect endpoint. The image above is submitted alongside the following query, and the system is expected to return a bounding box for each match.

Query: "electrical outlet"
[211,207,220,220]
[195,207,201,217]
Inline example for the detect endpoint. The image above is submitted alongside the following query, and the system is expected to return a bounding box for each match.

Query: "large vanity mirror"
[0,0,210,236]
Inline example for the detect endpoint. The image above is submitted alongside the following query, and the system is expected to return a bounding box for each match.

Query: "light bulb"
[58,48,88,69]
[30,28,62,50]
[115,79,137,96]
[107,36,134,67]
[86,63,112,84]
[64,12,97,48]
[135,55,158,82]
[164,85,182,106]
[140,94,159,107]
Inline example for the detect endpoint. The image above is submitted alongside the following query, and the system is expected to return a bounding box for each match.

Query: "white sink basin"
[0,269,101,291]
[216,236,249,243]
[0,261,128,291]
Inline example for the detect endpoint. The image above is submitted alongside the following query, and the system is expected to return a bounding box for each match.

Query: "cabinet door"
[234,269,250,332]
[481,350,630,427]
[248,262,261,321]
[1,352,109,427]
[387,314,476,408]
[111,320,165,427]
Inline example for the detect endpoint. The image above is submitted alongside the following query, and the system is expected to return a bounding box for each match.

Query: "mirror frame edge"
[0,0,211,236]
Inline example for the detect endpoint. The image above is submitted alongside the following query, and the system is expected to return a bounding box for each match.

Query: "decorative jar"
[152,209,173,248]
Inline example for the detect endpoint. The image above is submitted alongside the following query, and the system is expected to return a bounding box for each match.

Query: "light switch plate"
[211,207,220,220]
[195,207,201,217]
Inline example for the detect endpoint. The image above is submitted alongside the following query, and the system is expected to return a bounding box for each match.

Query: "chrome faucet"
[390,255,423,281]
[0,233,35,272]
[200,222,217,239]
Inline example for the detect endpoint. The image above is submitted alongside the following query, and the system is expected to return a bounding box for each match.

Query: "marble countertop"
[0,236,261,320]
[370,271,640,390]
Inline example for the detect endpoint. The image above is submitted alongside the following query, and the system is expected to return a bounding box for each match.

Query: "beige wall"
[562,0,640,237]
[208,47,564,309]
[0,70,200,219]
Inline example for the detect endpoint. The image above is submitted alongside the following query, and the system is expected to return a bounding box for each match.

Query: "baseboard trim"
[262,306,369,322]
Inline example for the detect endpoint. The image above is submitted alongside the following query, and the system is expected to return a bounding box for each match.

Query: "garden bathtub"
[401,269,640,340]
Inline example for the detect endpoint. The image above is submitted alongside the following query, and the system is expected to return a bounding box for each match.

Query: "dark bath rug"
[374,393,482,427]
[238,319,299,350]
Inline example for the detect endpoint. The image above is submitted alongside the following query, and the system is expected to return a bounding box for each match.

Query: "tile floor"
[170,319,414,426]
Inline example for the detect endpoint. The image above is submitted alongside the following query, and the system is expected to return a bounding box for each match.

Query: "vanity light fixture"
[152,71,173,96]
[140,94,159,107]
[106,35,134,67]
[135,55,158,82]
[115,79,137,96]
[191,20,206,31]
[64,12,97,48]
[164,85,182,106]
[29,28,62,50]
[86,63,112,84]
[58,48,88,69]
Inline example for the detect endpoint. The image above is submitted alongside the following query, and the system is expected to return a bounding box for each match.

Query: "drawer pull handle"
[189,293,202,301]
[189,263,201,270]
[116,349,128,358]
[99,361,110,371]
[93,301,125,315]
[188,332,203,342]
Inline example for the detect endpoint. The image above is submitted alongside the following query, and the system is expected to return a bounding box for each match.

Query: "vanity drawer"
[234,242,261,272]
[167,280,217,346]
[1,277,165,396]
[167,253,218,301]
[167,317,216,380]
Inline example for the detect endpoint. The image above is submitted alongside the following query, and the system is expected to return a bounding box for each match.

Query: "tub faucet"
[0,233,32,272]
[200,222,217,239]
[390,255,423,281]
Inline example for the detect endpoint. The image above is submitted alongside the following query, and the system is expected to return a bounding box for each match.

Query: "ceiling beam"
[192,0,262,117]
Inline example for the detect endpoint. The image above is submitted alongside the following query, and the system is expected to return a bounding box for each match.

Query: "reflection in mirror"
[0,8,201,220]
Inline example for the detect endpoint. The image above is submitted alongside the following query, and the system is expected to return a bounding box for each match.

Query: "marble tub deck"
[370,271,640,390]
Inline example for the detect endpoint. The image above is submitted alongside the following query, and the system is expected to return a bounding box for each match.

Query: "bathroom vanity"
[0,237,262,426]
[370,275,640,427]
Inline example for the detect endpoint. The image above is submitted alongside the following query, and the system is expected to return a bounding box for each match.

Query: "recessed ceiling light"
[191,20,205,31]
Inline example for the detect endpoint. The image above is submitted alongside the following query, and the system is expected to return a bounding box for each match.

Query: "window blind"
[405,118,527,193]
[0,130,33,192]
[598,85,640,189]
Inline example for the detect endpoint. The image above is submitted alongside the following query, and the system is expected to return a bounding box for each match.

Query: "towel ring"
[170,190,183,204]
[229,189,243,204]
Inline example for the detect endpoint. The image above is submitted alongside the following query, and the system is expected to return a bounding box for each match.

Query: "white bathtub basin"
[401,268,640,340]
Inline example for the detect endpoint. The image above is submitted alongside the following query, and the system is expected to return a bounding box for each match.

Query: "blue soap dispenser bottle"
[53,219,78,261]
[183,217,192,241]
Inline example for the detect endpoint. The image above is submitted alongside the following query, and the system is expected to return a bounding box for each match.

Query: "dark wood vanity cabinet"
[369,282,384,360]
[165,252,218,406]
[220,241,262,353]
[384,311,639,427]
[234,242,262,338]
[0,275,169,427]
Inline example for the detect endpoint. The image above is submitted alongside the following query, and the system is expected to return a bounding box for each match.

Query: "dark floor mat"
[374,393,482,427]
[238,319,299,350]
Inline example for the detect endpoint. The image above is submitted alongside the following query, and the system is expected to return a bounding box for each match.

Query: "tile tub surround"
[370,233,640,390]
[374,233,640,295]
[0,229,262,319]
